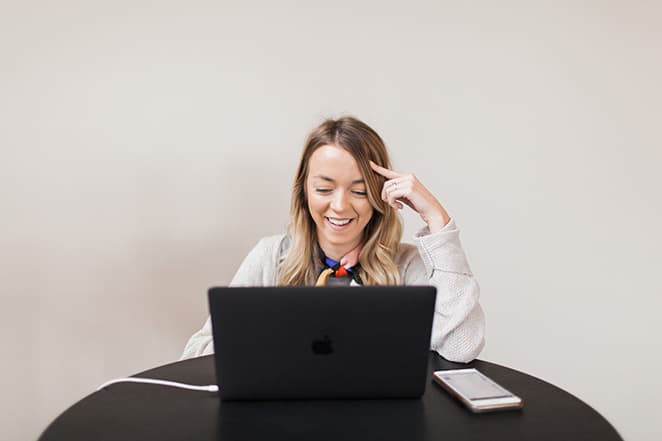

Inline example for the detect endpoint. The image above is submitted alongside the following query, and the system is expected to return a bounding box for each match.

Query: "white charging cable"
[97,377,219,393]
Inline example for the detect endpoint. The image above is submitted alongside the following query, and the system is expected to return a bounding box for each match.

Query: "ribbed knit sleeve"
[400,218,485,363]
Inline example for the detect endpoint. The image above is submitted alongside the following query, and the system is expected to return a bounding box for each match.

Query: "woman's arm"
[402,219,485,363]
[179,235,284,360]
[370,162,485,363]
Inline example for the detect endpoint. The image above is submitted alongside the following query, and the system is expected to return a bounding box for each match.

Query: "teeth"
[328,218,351,226]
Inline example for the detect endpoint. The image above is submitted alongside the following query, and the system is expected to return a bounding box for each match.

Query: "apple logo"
[311,335,334,355]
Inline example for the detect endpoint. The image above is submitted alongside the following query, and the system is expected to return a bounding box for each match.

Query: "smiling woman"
[307,146,375,264]
[278,117,404,287]
[181,116,485,363]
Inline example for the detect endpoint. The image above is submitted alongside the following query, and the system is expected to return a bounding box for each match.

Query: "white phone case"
[433,369,523,413]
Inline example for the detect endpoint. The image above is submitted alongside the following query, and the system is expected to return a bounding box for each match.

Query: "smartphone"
[432,368,523,413]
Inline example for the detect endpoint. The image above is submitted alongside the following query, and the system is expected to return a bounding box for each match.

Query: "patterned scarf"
[315,243,363,286]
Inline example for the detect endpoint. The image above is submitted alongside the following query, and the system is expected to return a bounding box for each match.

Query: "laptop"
[208,285,437,400]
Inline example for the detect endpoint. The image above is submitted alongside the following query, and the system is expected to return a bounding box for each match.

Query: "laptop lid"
[208,286,437,400]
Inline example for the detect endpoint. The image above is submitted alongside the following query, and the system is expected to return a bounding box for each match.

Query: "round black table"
[40,353,622,441]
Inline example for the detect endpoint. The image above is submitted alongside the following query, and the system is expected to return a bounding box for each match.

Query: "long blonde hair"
[278,116,402,286]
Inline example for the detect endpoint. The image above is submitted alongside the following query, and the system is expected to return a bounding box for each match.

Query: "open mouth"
[325,217,353,228]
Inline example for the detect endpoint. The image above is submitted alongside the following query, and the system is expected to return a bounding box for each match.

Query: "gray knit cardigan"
[181,219,485,363]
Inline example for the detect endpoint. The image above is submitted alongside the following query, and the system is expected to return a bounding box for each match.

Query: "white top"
[180,219,486,363]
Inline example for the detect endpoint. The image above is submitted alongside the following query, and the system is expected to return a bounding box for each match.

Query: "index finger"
[369,160,400,179]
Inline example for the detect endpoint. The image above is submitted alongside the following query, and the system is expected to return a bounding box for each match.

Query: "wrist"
[425,209,450,234]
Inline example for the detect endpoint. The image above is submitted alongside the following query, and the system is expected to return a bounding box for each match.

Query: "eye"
[352,190,368,196]
[315,188,333,194]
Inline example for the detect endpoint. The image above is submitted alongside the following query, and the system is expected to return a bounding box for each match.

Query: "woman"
[181,116,485,363]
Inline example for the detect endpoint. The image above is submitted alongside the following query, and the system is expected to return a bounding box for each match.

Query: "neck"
[318,240,362,266]
[318,245,352,261]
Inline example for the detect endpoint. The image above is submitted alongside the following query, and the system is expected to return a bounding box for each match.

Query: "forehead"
[308,145,363,182]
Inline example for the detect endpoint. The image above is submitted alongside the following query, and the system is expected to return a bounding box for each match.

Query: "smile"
[325,217,353,228]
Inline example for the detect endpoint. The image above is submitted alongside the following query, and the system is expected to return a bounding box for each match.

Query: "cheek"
[357,200,374,220]
[307,193,327,217]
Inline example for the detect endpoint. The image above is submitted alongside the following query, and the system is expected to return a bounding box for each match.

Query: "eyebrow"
[312,175,365,184]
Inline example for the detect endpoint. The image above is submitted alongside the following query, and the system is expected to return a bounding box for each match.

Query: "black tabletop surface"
[40,353,622,441]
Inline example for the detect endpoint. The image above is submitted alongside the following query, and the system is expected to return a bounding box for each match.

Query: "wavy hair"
[278,116,402,286]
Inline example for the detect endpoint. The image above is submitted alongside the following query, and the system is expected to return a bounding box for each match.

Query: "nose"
[330,189,349,212]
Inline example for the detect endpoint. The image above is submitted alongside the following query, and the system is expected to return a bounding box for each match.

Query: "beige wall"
[1,1,660,440]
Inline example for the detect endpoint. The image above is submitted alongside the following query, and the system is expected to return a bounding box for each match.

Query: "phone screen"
[440,371,512,400]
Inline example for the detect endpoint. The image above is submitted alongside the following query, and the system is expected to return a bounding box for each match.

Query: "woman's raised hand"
[370,161,450,233]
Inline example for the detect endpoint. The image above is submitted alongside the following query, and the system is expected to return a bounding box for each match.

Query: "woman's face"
[306,144,374,259]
